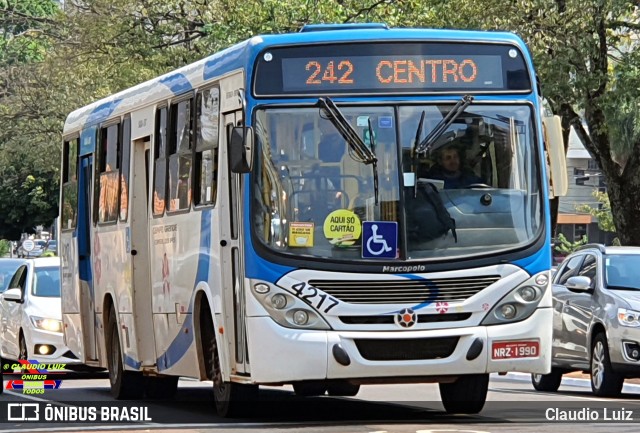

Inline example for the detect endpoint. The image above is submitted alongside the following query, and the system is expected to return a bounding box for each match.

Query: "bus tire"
[531,369,563,392]
[326,381,360,396]
[209,323,258,417]
[145,376,179,399]
[439,373,489,414]
[106,308,144,399]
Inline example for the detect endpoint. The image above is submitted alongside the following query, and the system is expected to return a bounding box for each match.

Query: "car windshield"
[32,266,61,297]
[0,261,22,292]
[252,103,542,262]
[606,255,640,289]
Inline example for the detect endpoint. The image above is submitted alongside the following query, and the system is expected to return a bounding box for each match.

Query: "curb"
[492,372,640,392]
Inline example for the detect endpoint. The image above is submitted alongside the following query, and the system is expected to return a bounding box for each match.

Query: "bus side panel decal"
[156,210,211,371]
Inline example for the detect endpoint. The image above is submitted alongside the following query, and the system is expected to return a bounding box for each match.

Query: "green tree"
[576,190,616,233]
[0,0,60,239]
[555,232,588,255]
[0,239,10,257]
[576,190,622,245]
[424,0,640,245]
[3,0,640,248]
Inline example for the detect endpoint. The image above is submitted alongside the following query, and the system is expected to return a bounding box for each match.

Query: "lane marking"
[489,386,634,402]
[416,430,490,433]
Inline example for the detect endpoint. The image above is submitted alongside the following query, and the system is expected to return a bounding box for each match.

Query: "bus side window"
[194,87,220,207]
[168,98,193,212]
[61,138,79,230]
[120,117,131,221]
[153,107,168,216]
[97,123,120,223]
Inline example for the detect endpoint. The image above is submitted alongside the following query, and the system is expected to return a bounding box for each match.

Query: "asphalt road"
[2,373,640,432]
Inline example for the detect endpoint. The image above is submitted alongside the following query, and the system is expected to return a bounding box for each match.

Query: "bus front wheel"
[439,374,489,414]
[209,330,258,416]
[106,308,144,399]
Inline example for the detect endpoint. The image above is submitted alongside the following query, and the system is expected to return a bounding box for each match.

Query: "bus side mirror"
[542,115,568,198]
[230,126,253,173]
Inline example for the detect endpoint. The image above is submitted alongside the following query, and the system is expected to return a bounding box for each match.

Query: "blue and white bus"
[59,23,567,415]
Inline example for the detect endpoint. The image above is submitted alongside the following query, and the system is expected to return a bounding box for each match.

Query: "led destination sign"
[254,42,531,96]
[282,55,502,92]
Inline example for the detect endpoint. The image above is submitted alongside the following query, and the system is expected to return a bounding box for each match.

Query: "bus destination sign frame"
[253,42,532,96]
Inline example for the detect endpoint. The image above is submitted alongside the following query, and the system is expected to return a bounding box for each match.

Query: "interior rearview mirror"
[230,126,253,174]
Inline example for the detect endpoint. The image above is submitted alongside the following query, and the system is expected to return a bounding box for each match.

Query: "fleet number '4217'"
[290,282,339,313]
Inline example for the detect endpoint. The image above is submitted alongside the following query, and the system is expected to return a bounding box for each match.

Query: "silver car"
[531,244,640,396]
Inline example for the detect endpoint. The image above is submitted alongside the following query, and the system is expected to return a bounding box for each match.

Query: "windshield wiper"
[317,98,377,164]
[411,110,426,198]
[366,118,379,205]
[414,95,474,156]
[318,97,379,205]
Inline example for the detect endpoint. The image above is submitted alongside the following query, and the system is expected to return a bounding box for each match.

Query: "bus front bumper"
[246,307,552,384]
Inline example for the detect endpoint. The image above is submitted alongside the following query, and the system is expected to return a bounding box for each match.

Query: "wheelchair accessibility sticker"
[362,221,397,258]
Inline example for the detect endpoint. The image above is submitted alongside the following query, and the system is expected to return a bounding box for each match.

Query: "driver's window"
[578,254,597,289]
[8,266,26,291]
[556,255,583,285]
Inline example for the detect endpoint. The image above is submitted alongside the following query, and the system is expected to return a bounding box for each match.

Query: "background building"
[556,126,617,245]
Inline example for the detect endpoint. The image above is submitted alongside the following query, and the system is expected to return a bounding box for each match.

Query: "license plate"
[491,340,539,359]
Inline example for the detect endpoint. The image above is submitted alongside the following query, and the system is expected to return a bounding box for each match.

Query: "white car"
[0,257,80,365]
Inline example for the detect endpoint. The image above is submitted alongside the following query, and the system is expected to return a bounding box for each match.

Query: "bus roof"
[63,26,530,135]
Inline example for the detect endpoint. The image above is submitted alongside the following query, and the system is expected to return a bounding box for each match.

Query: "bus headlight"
[499,304,517,320]
[517,286,539,302]
[481,273,547,326]
[271,294,287,309]
[292,310,309,325]
[251,281,331,330]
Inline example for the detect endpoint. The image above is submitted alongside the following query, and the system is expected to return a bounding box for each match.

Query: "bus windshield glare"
[252,103,542,261]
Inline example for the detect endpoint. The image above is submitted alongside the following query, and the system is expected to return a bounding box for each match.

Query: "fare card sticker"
[323,209,362,247]
[289,222,314,247]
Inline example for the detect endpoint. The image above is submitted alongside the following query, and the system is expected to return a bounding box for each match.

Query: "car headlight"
[30,316,63,333]
[618,308,640,327]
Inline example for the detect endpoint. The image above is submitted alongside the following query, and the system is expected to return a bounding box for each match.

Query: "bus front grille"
[339,313,471,324]
[308,276,500,304]
[354,337,459,361]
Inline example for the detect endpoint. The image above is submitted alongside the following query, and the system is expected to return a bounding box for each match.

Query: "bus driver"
[425,145,482,189]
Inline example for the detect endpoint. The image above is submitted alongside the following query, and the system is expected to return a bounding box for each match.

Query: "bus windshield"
[252,103,541,261]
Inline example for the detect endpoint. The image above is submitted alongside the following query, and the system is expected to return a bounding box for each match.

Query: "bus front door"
[221,110,249,375]
[76,154,97,362]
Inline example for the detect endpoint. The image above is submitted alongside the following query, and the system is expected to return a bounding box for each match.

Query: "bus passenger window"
[168,99,193,212]
[194,87,220,206]
[97,123,120,223]
[120,117,131,221]
[153,107,168,216]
